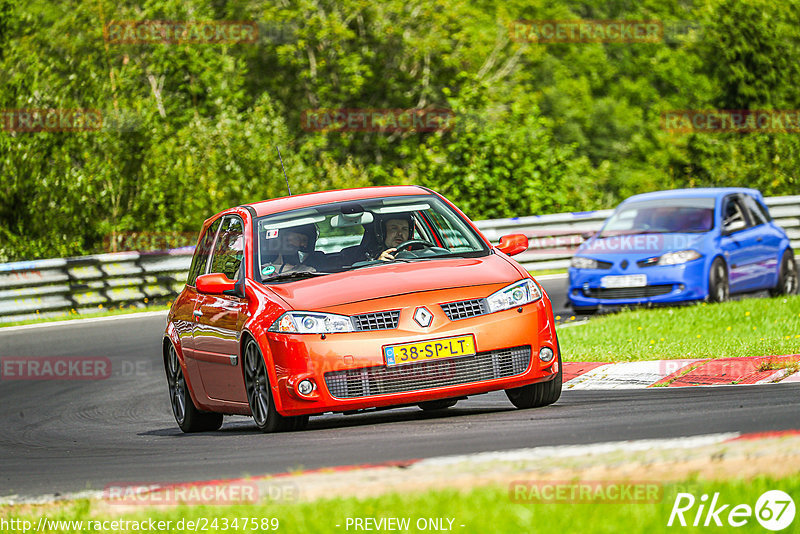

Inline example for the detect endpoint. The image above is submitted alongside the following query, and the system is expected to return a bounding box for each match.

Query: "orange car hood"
[266,254,524,310]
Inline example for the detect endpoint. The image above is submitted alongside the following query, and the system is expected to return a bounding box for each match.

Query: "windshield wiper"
[263,271,331,283]
[348,257,441,270]
[396,255,463,262]
[347,251,471,270]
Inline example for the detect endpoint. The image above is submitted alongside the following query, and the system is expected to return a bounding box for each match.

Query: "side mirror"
[723,220,746,235]
[581,230,597,240]
[497,234,529,256]
[196,273,245,298]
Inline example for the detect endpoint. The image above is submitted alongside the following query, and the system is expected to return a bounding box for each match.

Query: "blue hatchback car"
[568,188,797,312]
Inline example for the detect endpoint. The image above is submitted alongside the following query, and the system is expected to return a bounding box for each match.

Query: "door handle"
[756,237,763,242]
[193,310,203,318]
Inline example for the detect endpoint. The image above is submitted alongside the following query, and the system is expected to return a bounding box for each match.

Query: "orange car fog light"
[539,347,554,363]
[297,379,316,396]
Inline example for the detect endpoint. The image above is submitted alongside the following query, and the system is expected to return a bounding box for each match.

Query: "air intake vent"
[583,285,673,299]
[352,310,400,331]
[440,299,488,321]
[324,346,531,399]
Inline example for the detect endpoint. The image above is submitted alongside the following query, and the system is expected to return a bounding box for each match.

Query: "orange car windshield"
[254,195,488,281]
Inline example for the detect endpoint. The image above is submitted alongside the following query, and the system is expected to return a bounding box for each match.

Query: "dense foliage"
[1,0,799,260]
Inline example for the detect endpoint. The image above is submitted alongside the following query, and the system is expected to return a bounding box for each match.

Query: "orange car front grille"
[352,310,401,331]
[440,298,488,321]
[323,346,531,399]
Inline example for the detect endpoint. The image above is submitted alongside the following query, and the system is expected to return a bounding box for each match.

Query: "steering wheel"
[394,239,436,252]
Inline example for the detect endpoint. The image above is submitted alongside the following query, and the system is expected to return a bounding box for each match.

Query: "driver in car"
[377,216,412,261]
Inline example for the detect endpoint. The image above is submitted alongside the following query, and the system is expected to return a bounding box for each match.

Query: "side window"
[722,197,746,228]
[425,209,474,251]
[410,213,436,244]
[187,219,221,286]
[756,199,773,222]
[209,216,245,280]
[742,194,769,226]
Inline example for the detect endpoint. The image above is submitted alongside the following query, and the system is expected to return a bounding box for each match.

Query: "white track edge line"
[0,310,169,332]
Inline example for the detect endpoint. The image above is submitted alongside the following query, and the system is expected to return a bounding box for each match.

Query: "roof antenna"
[276,146,292,196]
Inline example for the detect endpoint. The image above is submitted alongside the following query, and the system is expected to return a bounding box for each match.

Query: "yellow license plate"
[383,335,476,366]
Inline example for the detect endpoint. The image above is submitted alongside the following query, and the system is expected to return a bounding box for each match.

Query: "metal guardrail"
[1,196,798,323]
[476,195,800,272]
[0,250,192,323]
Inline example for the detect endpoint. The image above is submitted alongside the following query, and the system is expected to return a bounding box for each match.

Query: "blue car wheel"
[770,250,798,296]
[708,257,729,303]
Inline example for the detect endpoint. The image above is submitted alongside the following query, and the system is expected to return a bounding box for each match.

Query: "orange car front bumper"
[263,288,558,416]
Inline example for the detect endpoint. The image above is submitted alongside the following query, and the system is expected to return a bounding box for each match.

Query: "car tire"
[769,250,798,296]
[243,339,299,433]
[505,342,563,409]
[708,257,729,303]
[418,398,458,411]
[165,343,223,433]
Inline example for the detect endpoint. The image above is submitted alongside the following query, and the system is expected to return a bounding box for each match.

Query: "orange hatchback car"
[163,186,561,432]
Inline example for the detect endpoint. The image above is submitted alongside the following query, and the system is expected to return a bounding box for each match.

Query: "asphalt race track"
[1,279,798,499]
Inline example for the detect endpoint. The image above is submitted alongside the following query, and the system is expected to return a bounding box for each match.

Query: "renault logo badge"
[413,307,433,327]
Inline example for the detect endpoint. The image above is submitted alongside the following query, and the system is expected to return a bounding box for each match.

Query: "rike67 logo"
[668,490,795,531]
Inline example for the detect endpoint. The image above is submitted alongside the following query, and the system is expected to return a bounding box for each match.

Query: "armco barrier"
[0,196,797,323]
[475,195,800,272]
[475,208,613,272]
[0,250,192,323]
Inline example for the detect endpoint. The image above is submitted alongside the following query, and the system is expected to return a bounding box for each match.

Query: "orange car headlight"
[268,312,355,334]
[485,279,542,313]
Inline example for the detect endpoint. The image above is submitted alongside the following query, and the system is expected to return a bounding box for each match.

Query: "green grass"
[558,295,800,362]
[529,268,568,276]
[2,475,798,533]
[0,304,172,328]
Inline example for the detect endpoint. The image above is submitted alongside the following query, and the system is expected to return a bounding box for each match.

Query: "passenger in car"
[259,225,318,277]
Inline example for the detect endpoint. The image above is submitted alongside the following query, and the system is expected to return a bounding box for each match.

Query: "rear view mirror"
[723,220,746,234]
[497,234,529,256]
[330,211,374,228]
